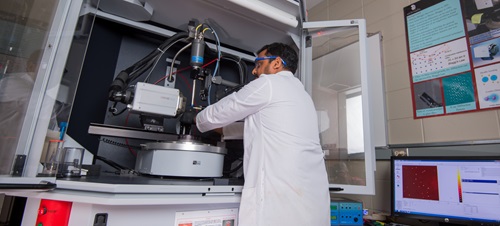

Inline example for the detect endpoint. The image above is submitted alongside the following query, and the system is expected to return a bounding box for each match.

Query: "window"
[346,90,363,154]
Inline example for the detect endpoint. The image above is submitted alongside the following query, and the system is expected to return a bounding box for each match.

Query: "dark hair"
[257,42,298,74]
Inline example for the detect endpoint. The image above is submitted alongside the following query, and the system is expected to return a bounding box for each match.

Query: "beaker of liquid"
[58,147,84,177]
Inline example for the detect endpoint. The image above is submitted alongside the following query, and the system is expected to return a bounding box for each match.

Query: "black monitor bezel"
[390,155,500,226]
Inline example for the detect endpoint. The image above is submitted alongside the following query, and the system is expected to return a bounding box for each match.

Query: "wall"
[307,0,500,222]
[309,0,500,146]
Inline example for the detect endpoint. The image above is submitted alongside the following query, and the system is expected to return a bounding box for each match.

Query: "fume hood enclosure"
[0,0,382,225]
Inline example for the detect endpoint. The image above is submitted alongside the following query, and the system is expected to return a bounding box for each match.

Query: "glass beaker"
[58,147,84,177]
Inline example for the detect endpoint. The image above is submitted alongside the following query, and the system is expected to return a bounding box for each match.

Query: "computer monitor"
[391,156,500,225]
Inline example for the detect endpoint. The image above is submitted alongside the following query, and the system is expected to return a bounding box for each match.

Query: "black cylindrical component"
[190,38,205,68]
[108,71,129,99]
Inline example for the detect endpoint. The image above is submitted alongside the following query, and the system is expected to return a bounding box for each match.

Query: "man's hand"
[180,109,198,125]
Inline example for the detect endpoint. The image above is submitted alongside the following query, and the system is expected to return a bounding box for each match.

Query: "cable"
[124,137,136,157]
[109,102,128,116]
[99,137,141,149]
[108,32,190,99]
[112,107,127,116]
[202,24,222,105]
[221,53,248,84]
[223,56,244,80]
[152,58,218,107]
[154,65,192,85]
[168,42,192,81]
[128,34,189,81]
[195,23,203,32]
[207,55,248,103]
[95,155,128,171]
[142,49,165,83]
[153,58,218,84]
[124,112,137,157]
[140,38,187,83]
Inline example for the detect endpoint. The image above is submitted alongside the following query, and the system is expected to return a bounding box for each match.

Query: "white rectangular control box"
[130,82,185,117]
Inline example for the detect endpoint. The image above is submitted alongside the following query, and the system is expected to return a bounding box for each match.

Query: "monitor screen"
[391,156,500,225]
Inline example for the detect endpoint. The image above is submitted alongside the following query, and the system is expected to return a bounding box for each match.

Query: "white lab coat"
[196,71,330,226]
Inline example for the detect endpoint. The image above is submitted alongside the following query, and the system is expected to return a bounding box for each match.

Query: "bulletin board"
[404,0,500,118]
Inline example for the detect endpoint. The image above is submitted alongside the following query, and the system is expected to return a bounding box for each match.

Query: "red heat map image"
[402,165,439,201]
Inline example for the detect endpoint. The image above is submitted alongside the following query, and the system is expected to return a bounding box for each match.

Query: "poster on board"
[404,0,500,118]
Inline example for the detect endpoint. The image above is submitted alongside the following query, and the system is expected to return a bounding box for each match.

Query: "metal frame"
[301,19,376,195]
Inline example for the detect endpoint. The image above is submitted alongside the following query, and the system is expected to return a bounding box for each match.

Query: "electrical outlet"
[94,213,108,226]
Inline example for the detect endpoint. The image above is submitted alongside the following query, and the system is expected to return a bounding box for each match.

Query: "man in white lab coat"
[196,43,330,226]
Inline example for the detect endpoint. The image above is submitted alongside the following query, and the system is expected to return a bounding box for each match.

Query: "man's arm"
[196,76,270,133]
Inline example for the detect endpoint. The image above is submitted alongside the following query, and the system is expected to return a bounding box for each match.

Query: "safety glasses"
[254,56,287,66]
